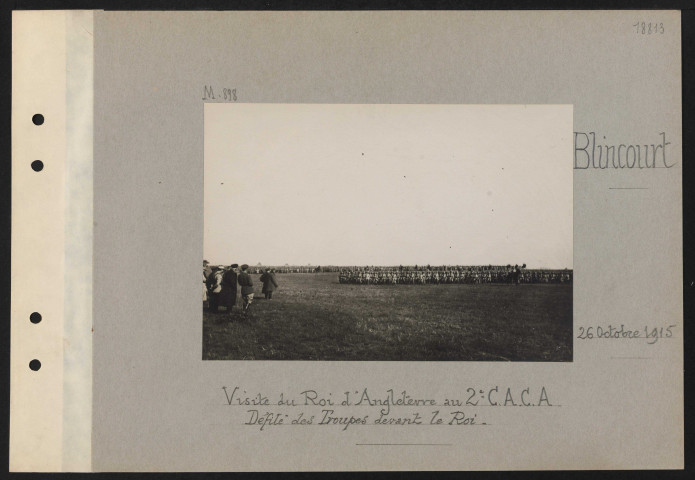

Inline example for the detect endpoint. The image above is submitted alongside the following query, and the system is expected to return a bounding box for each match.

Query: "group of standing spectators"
[203,260,279,313]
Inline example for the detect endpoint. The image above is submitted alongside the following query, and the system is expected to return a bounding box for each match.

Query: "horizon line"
[203,261,573,269]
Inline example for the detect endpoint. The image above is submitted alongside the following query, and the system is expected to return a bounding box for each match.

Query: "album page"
[10,10,683,471]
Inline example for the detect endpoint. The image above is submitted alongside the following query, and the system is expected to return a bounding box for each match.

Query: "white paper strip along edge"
[63,10,94,472]
[11,10,94,472]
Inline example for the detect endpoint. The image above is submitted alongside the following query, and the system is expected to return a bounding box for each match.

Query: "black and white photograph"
[10,9,684,472]
[203,103,573,361]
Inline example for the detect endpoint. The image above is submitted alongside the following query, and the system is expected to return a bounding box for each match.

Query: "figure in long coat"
[237,264,255,312]
[220,264,238,310]
[260,269,279,299]
[203,271,208,307]
[206,266,224,312]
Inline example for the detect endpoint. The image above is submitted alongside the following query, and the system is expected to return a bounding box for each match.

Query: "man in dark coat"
[206,266,223,312]
[260,269,279,299]
[237,264,254,312]
[221,264,239,310]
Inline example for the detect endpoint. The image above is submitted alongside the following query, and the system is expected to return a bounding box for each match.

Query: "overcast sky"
[204,103,572,268]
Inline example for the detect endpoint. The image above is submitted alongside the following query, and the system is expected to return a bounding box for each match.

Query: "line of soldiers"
[256,264,572,275]
[252,266,322,274]
[337,266,572,285]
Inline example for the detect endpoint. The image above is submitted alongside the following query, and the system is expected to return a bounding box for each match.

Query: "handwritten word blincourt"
[574,132,673,169]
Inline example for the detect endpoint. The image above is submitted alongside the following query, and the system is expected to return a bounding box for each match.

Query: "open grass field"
[202,273,572,361]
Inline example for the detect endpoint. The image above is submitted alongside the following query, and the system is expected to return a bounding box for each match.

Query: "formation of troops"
[336,265,572,285]
[205,261,572,302]
[249,266,318,274]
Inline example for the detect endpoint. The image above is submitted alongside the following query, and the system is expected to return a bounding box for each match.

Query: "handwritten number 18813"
[633,22,664,34]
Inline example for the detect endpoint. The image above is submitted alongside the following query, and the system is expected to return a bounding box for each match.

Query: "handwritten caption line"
[219,403,562,408]
[223,387,554,410]
[207,423,490,429]
[221,387,557,431]
[243,409,490,430]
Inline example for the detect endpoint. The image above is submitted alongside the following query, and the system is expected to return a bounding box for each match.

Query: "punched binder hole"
[32,114,44,125]
[29,359,41,371]
[31,160,44,172]
[29,312,42,324]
